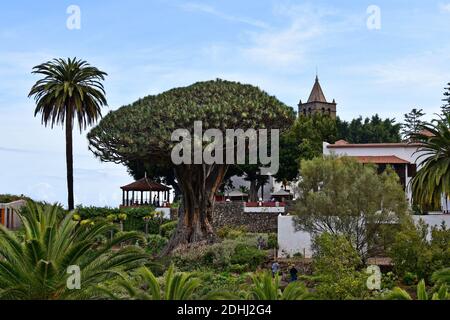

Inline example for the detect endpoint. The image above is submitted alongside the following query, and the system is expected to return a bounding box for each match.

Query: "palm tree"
[385,279,449,300]
[248,271,310,300]
[410,114,450,209]
[102,264,201,300]
[0,201,147,300]
[28,58,107,210]
[432,268,450,287]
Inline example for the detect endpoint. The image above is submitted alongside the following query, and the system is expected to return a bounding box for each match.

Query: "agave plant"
[0,201,148,300]
[385,279,449,300]
[102,264,201,300]
[410,114,450,208]
[248,271,310,300]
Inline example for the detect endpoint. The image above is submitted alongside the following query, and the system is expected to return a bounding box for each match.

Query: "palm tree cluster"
[0,201,147,300]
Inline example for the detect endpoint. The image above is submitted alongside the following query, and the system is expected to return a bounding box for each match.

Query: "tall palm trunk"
[65,108,74,211]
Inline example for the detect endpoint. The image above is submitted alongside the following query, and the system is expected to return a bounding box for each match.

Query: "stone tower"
[298,76,337,119]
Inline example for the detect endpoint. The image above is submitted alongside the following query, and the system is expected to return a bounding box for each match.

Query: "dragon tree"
[87,80,295,251]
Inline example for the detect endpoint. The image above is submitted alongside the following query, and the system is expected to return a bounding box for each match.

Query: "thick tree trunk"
[65,109,74,211]
[162,164,228,254]
[249,179,259,202]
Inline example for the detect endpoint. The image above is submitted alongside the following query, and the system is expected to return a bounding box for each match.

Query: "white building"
[323,140,449,213]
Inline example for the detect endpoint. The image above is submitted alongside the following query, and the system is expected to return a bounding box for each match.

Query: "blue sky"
[1,0,450,207]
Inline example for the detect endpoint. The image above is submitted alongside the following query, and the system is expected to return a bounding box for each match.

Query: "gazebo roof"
[121,177,171,192]
[271,189,292,196]
[227,190,248,197]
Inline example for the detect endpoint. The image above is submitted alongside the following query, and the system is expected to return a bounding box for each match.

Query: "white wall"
[278,215,313,258]
[278,214,450,258]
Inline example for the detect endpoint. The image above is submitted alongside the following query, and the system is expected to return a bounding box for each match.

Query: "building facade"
[323,140,450,213]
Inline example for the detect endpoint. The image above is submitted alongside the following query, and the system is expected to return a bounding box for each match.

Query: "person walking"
[271,261,280,278]
[289,265,298,282]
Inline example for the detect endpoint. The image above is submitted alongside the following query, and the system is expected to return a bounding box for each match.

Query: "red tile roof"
[350,155,410,164]
[327,142,421,148]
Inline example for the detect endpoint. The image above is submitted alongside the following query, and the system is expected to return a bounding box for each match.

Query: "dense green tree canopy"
[88,80,294,165]
[336,115,401,143]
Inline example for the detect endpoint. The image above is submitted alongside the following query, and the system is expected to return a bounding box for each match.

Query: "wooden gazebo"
[121,177,171,208]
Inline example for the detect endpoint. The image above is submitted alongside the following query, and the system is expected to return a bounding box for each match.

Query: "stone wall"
[213,202,278,233]
[170,202,283,233]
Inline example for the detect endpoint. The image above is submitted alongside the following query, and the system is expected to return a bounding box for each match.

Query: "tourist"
[257,236,265,250]
[271,261,280,278]
[289,265,298,282]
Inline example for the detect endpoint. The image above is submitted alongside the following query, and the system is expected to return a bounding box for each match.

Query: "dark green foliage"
[146,235,169,256]
[160,221,178,238]
[75,205,164,234]
[401,108,425,140]
[389,219,450,282]
[267,233,278,249]
[88,79,295,167]
[336,115,401,143]
[311,233,369,300]
[0,201,147,299]
[442,83,450,115]
[230,244,266,270]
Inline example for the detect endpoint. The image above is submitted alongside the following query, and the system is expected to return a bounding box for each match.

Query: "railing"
[245,202,287,208]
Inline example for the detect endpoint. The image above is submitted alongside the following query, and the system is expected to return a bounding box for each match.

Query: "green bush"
[230,244,266,270]
[389,219,450,281]
[402,272,418,286]
[311,233,369,300]
[146,234,168,256]
[216,226,248,240]
[160,221,178,238]
[382,272,398,290]
[267,233,278,249]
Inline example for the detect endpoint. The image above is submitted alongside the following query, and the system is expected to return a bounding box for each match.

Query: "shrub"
[231,244,266,270]
[389,219,449,281]
[216,226,248,240]
[267,233,278,249]
[311,233,369,300]
[147,234,168,255]
[402,272,418,286]
[160,221,178,238]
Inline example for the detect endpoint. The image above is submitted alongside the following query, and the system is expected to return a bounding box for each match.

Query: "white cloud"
[354,49,450,88]
[238,4,359,69]
[179,2,269,29]
[439,3,450,13]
